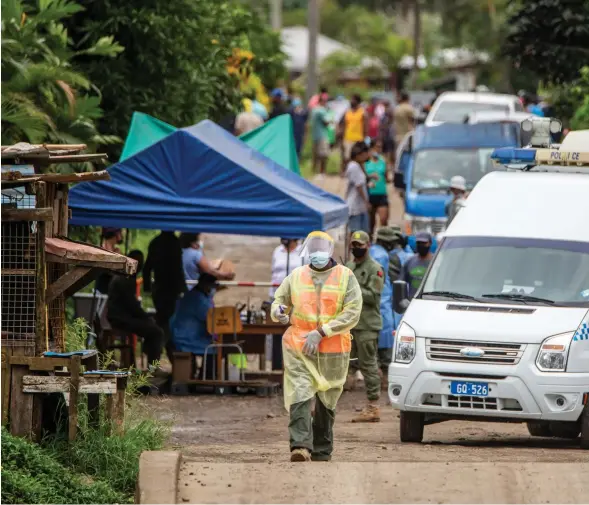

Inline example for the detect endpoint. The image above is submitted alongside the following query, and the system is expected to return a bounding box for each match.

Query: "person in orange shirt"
[339,94,367,172]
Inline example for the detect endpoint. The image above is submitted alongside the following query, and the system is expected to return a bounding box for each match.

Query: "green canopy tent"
[120,112,177,161]
[119,111,300,174]
[238,114,300,175]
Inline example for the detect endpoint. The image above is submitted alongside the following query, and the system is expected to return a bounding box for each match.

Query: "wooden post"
[86,353,100,428]
[58,184,69,236]
[105,376,126,435]
[1,349,12,426]
[68,355,81,441]
[9,363,33,437]
[35,181,47,356]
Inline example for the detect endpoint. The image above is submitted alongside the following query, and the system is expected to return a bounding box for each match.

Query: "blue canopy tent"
[68,120,348,237]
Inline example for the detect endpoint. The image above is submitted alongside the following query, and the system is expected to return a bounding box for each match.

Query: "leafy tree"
[1,0,122,154]
[65,0,286,160]
[503,0,589,85]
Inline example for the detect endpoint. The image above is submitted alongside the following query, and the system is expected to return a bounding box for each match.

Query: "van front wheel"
[526,421,551,437]
[549,421,580,440]
[580,405,589,450]
[399,411,424,443]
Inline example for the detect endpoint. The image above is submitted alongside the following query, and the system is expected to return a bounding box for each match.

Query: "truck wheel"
[399,411,424,443]
[580,405,589,450]
[526,421,551,437]
[549,421,580,440]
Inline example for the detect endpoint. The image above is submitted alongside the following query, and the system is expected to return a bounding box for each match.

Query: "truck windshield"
[433,102,510,123]
[421,237,589,307]
[412,148,496,191]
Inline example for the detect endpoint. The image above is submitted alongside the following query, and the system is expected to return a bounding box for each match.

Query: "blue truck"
[394,122,520,252]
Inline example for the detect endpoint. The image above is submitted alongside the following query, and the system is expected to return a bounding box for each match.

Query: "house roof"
[280,26,386,76]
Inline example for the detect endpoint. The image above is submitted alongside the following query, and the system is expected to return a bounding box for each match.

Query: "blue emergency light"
[490,147,537,165]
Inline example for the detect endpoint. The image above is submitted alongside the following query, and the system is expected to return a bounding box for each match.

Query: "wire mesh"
[1,217,37,347]
[48,262,66,352]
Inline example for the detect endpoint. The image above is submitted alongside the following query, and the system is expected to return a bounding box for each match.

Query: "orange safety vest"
[344,107,365,142]
[283,265,352,354]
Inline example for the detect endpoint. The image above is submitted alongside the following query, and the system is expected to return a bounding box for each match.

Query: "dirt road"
[143,391,588,503]
[145,390,587,464]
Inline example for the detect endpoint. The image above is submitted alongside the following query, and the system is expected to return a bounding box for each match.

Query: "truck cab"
[389,123,589,448]
[394,122,519,252]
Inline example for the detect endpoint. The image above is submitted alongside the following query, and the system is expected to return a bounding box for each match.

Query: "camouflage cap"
[375,226,403,242]
[350,230,370,245]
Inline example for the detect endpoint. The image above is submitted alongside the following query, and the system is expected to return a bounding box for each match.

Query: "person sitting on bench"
[107,250,164,367]
[170,272,219,379]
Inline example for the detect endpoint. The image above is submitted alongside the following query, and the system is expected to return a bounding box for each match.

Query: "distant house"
[399,48,490,92]
[280,26,388,86]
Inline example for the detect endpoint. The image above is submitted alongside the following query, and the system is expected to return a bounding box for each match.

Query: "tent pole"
[125,228,130,254]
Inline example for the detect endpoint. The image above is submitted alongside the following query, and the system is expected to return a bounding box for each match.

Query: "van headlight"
[404,214,447,235]
[536,332,573,372]
[394,322,416,364]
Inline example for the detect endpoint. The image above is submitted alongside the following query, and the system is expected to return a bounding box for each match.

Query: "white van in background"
[426,91,523,126]
[389,127,589,448]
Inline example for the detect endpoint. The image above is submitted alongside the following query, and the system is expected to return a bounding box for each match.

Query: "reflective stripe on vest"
[285,265,351,353]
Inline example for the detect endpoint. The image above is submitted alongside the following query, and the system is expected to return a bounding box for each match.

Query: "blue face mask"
[309,251,330,268]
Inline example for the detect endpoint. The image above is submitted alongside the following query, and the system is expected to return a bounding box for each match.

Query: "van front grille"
[426,339,525,365]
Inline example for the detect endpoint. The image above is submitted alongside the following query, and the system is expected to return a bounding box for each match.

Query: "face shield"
[300,232,334,268]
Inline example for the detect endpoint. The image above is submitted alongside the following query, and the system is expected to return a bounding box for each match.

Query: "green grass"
[45,404,169,498]
[1,320,170,504]
[1,428,126,504]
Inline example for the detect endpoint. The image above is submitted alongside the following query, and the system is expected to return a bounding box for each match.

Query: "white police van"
[389,120,589,448]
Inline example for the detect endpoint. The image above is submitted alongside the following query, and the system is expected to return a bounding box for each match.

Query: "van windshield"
[412,148,496,191]
[433,102,510,123]
[421,237,589,307]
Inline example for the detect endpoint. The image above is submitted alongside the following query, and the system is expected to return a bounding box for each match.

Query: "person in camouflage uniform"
[345,230,384,422]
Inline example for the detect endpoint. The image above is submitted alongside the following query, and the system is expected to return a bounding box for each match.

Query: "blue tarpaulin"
[69,120,348,237]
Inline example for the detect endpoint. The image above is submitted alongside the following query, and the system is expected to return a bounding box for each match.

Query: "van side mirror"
[393,172,406,190]
[393,280,411,314]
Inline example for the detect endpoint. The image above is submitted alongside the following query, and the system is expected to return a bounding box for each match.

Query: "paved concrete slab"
[177,460,589,503]
[136,451,181,504]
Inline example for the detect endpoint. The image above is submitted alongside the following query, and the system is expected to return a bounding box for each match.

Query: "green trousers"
[349,330,381,401]
[378,347,393,375]
[289,396,335,461]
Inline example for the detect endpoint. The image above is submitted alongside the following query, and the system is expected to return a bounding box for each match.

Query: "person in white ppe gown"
[271,231,362,462]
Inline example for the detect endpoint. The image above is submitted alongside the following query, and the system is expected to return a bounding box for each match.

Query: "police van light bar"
[491,147,537,165]
[491,147,589,167]
[535,149,589,165]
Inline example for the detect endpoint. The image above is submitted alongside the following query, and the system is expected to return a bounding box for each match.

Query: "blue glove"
[302,329,322,356]
[272,304,290,325]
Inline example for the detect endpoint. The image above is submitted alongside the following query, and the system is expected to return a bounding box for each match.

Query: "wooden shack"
[1,143,137,439]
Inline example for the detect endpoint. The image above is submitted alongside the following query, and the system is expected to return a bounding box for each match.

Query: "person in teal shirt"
[310,93,330,176]
[365,139,389,234]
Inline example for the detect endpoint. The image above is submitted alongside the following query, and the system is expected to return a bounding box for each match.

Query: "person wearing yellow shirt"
[339,94,367,172]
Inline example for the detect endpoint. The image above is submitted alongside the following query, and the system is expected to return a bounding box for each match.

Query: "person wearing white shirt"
[269,238,305,370]
[269,238,305,299]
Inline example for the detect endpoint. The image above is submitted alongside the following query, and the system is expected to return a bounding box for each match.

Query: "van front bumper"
[388,342,589,423]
